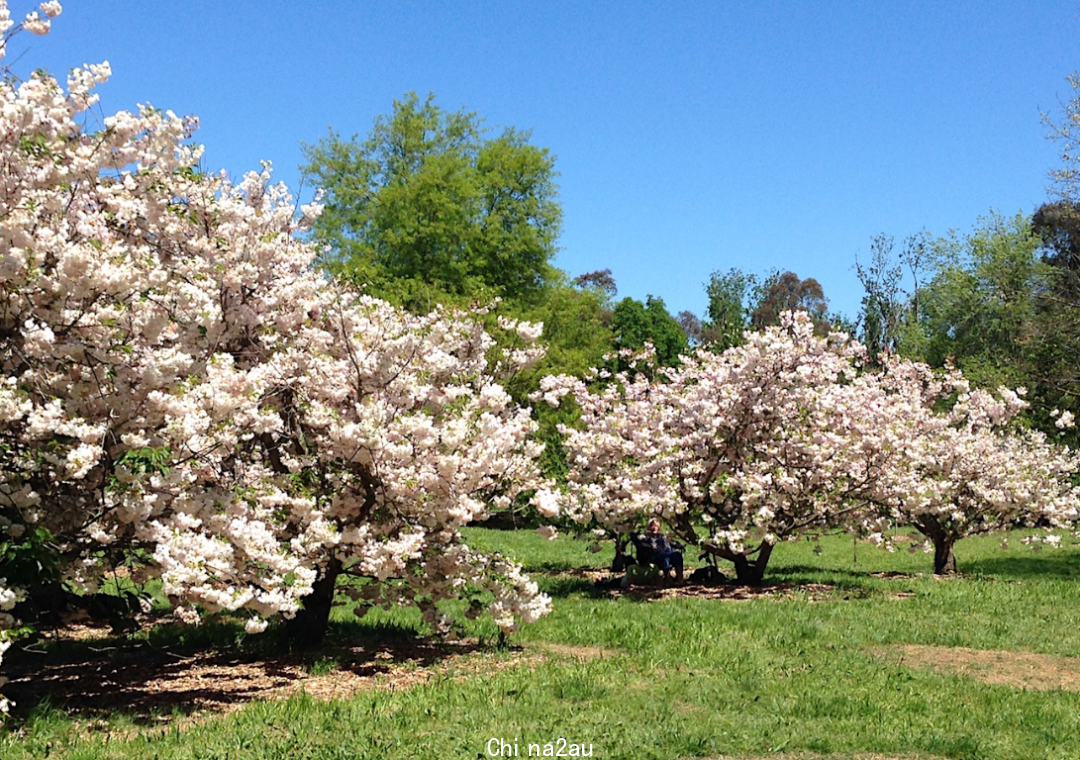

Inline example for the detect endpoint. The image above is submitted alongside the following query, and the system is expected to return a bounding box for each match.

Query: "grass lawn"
[4,528,1080,760]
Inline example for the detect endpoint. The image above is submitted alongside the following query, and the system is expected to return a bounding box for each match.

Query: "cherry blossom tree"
[543,313,889,584]
[867,360,1080,573]
[544,312,1080,582]
[0,0,68,717]
[0,0,554,715]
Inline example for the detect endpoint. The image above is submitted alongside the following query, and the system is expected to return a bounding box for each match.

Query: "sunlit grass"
[4,528,1080,759]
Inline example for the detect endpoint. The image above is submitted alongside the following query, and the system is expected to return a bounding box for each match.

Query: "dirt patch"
[3,636,542,723]
[868,571,919,580]
[533,642,615,660]
[871,644,1080,691]
[887,533,924,544]
[551,566,613,583]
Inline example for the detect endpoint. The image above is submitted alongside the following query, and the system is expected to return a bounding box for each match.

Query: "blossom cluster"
[0,577,19,715]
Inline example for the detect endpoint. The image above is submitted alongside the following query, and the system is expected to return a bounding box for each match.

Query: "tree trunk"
[933,536,958,575]
[730,541,774,586]
[284,556,341,649]
[916,517,958,575]
[612,534,633,573]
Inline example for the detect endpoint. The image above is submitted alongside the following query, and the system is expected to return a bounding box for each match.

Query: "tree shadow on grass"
[540,575,605,598]
[3,619,490,725]
[749,563,897,591]
[964,552,1080,581]
[526,559,593,575]
[537,563,881,603]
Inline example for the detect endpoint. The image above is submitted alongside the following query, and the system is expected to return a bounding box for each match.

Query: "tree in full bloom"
[543,311,1080,583]
[543,312,893,584]
[0,0,554,715]
[865,360,1080,573]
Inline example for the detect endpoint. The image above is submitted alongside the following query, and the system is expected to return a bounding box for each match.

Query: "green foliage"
[113,446,171,478]
[1027,202,1080,441]
[514,276,614,385]
[609,295,687,367]
[0,524,60,610]
[503,276,616,482]
[868,212,1080,446]
[301,92,561,311]
[910,214,1046,389]
[701,267,755,350]
[1032,200,1080,297]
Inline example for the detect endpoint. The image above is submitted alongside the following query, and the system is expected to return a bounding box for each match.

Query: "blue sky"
[22,1,1080,322]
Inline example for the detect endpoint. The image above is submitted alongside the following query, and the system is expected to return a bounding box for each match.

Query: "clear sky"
[21,1,1080,322]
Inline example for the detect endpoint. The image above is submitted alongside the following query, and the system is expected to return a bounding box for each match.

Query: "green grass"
[4,529,1080,759]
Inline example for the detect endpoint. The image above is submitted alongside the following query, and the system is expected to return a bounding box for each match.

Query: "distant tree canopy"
[857,213,1080,447]
[854,232,930,362]
[912,215,1045,389]
[676,310,703,345]
[750,270,829,332]
[1033,200,1080,300]
[573,268,618,300]
[301,92,562,311]
[1042,72,1080,204]
[610,295,688,367]
[695,268,835,351]
[702,267,756,351]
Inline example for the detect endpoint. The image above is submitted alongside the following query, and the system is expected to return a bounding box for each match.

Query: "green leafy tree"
[610,295,688,367]
[868,214,1080,447]
[1027,202,1080,438]
[854,232,930,362]
[301,92,561,311]
[701,267,756,350]
[510,275,617,481]
[912,214,1046,391]
[1033,200,1080,300]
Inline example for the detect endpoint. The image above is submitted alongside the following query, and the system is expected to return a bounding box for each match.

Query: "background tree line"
[303,84,1080,474]
[843,74,1080,450]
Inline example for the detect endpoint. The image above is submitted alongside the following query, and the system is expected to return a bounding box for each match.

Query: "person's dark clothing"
[638,533,675,555]
[634,533,684,571]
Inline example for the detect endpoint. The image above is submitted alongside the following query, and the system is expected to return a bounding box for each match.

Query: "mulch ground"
[3,634,544,723]
[613,581,837,602]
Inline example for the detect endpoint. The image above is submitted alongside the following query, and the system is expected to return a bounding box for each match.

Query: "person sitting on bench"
[632,519,684,582]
